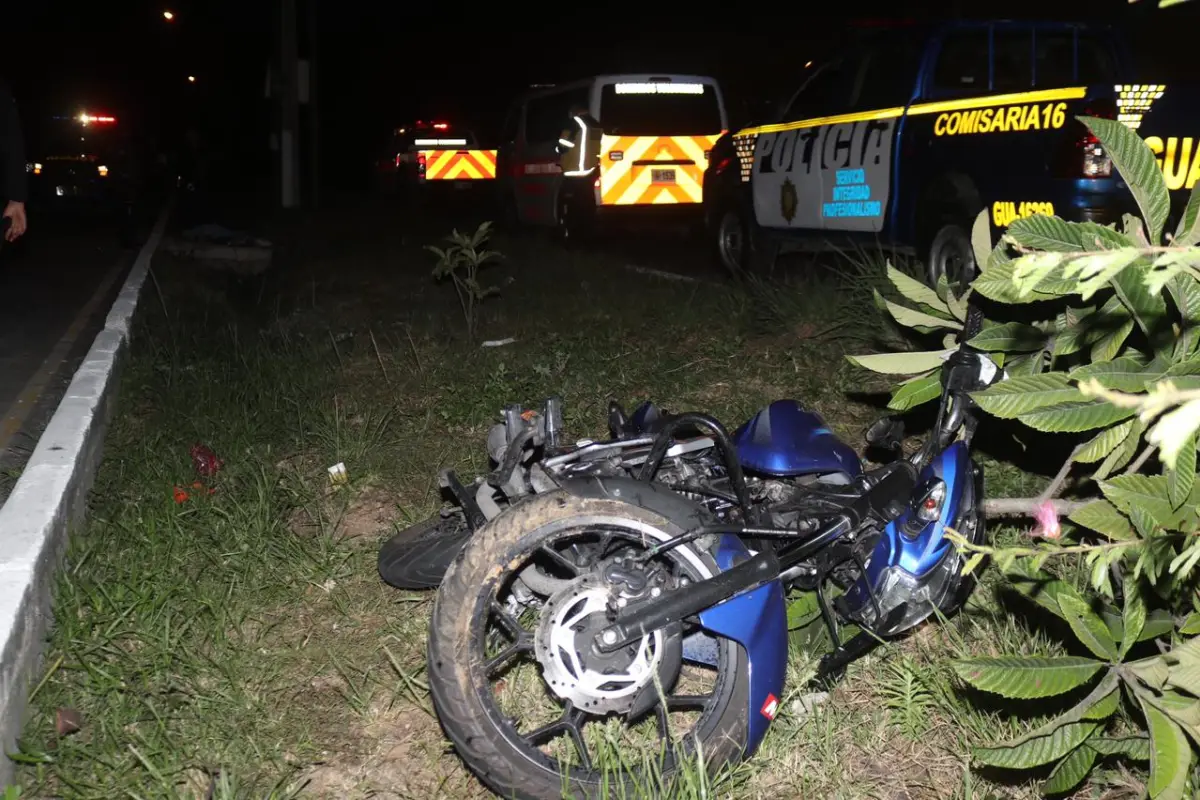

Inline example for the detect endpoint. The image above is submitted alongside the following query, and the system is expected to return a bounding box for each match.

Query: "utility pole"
[280,0,300,208]
[306,0,319,208]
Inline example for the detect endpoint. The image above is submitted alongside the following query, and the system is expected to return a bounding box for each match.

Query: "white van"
[495,74,729,232]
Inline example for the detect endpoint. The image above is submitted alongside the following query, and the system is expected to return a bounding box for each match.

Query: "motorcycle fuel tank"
[732,400,862,480]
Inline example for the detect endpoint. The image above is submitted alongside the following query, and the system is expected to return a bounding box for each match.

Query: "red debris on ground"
[191,444,224,477]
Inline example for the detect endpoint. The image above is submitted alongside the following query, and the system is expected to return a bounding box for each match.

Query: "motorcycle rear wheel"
[377,511,473,590]
[427,490,750,800]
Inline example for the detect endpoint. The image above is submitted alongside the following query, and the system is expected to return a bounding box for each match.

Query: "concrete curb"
[0,200,173,786]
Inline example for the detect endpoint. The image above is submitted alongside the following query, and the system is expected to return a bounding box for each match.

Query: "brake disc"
[534,574,680,716]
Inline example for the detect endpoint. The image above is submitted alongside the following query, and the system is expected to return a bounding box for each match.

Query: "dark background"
[1,0,1196,199]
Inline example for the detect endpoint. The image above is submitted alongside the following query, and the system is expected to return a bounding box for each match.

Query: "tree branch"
[1038,444,1084,503]
[982,498,1091,518]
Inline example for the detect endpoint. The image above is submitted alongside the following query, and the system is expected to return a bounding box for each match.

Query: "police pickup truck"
[704,19,1195,287]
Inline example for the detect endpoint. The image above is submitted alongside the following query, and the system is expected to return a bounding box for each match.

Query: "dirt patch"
[299,700,486,800]
[290,485,400,540]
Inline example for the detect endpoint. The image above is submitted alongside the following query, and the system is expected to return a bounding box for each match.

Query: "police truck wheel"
[713,204,777,277]
[926,223,977,293]
[714,207,747,274]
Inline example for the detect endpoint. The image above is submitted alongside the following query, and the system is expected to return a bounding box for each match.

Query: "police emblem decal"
[781,178,797,224]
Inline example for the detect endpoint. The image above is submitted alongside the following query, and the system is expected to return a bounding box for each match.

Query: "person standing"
[0,80,27,242]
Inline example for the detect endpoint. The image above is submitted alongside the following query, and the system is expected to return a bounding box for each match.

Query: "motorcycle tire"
[377,512,473,590]
[427,489,750,800]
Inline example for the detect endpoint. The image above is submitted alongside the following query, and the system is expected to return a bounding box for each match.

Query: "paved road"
[0,216,138,504]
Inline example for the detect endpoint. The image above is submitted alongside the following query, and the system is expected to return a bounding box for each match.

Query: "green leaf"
[1070,356,1161,392]
[1089,735,1151,760]
[1181,613,1200,636]
[1042,743,1097,797]
[1080,116,1171,244]
[1017,399,1136,434]
[888,371,941,411]
[970,209,992,274]
[1122,584,1148,659]
[786,592,821,630]
[1168,434,1197,510]
[1069,249,1146,301]
[887,262,950,315]
[846,349,952,375]
[1101,474,1198,528]
[1074,420,1137,464]
[973,248,1059,304]
[1165,659,1200,699]
[875,290,962,331]
[973,722,1098,770]
[1168,275,1200,360]
[1131,655,1172,691]
[1058,592,1119,660]
[1140,698,1193,800]
[1090,317,1135,363]
[1004,562,1082,621]
[1113,262,1171,338]
[1150,400,1200,474]
[952,655,1104,699]
[1068,500,1135,541]
[1173,181,1200,246]
[1006,214,1133,252]
[1096,419,1145,480]
[1005,670,1121,750]
[967,321,1046,352]
[970,373,1081,419]
[1141,610,1176,643]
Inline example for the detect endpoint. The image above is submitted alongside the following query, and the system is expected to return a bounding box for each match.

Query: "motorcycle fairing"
[841,441,974,634]
[732,400,862,481]
[558,477,787,759]
[697,534,787,757]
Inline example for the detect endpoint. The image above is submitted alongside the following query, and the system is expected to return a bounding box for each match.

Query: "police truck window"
[932,30,989,93]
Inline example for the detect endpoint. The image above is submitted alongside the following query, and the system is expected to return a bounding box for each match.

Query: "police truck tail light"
[418,152,427,178]
[1079,99,1116,179]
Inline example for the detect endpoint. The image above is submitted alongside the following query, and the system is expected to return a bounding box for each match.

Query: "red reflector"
[760,693,779,720]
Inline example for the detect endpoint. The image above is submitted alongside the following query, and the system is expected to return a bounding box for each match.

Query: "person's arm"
[0,86,27,203]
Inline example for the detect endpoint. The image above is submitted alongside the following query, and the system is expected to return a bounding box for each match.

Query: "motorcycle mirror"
[865,415,905,452]
[608,400,629,439]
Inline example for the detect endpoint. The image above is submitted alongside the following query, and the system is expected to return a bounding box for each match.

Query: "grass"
[8,203,1087,799]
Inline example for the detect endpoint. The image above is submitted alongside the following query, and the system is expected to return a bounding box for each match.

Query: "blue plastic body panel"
[732,399,862,480]
[697,534,787,757]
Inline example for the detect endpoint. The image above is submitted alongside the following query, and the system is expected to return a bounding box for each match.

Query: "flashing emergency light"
[98,165,109,177]
[614,82,705,95]
[414,138,468,147]
[78,113,117,125]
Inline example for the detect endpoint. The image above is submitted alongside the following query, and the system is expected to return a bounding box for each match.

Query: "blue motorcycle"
[423,307,997,799]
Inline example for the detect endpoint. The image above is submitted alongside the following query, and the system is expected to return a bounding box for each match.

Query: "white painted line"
[0,197,174,787]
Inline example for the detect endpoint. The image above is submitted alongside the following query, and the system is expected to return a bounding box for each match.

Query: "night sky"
[2,0,1195,194]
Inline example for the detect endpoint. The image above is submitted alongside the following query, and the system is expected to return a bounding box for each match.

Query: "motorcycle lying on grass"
[388,307,1000,799]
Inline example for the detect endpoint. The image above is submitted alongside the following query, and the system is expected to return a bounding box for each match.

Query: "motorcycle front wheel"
[427,490,750,800]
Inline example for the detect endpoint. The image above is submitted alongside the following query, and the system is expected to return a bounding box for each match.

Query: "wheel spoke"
[489,601,525,641]
[484,640,532,678]
[522,703,593,772]
[538,544,581,576]
[563,706,593,772]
